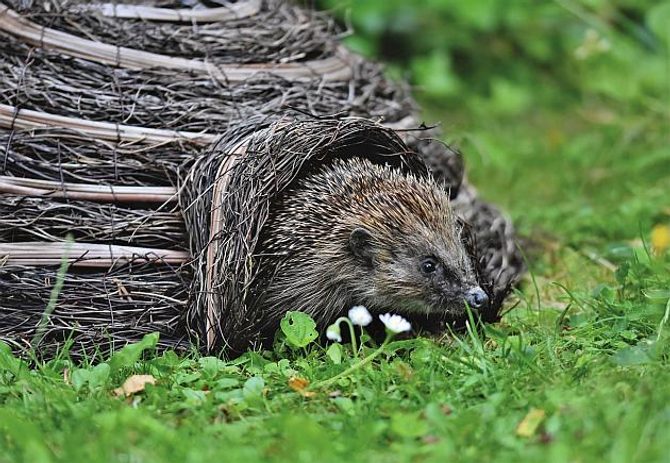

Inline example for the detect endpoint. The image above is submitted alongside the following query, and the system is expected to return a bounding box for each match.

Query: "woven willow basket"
[0,0,523,357]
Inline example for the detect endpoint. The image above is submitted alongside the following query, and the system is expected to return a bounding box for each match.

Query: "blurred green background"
[319,0,669,254]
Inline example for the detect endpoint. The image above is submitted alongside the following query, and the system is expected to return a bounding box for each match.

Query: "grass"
[2,3,670,462]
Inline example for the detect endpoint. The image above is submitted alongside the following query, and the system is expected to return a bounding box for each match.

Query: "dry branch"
[0,242,191,267]
[79,1,261,22]
[0,176,177,203]
[0,104,218,144]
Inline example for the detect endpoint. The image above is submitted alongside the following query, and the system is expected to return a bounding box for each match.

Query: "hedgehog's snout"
[464,286,489,311]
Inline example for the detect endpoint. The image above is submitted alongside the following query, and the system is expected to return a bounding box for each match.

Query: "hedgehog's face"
[349,227,488,317]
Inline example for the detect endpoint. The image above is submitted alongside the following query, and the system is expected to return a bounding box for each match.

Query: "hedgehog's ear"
[349,227,375,264]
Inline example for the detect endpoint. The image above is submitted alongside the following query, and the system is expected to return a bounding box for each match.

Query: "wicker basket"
[0,0,523,357]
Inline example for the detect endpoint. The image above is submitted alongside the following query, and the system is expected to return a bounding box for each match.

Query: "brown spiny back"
[253,156,472,331]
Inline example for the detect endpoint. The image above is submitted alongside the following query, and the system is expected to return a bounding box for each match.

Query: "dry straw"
[3,0,327,65]
[0,2,354,81]
[1,196,186,250]
[0,128,194,186]
[0,31,412,132]
[0,262,191,357]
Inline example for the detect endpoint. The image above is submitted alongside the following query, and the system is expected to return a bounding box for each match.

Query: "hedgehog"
[251,156,489,339]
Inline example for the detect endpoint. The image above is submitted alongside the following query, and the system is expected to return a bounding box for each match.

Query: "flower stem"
[333,316,358,355]
[346,320,358,355]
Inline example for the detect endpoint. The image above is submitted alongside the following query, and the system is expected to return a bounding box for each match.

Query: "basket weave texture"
[0,0,523,357]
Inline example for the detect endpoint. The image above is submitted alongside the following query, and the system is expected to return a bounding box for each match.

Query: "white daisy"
[348,305,372,327]
[326,324,342,342]
[379,313,411,334]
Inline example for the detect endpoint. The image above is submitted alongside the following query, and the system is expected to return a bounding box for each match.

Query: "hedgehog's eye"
[420,257,438,275]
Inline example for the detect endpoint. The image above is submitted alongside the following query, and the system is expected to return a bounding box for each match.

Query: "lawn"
[1,1,669,462]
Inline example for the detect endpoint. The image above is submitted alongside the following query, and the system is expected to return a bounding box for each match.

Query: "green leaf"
[198,356,228,378]
[88,363,111,389]
[280,312,318,348]
[242,376,265,401]
[108,332,159,372]
[182,388,208,405]
[70,369,90,392]
[215,378,240,390]
[326,343,343,365]
[174,371,201,385]
[612,339,658,366]
[0,341,26,376]
[71,363,110,392]
[644,289,670,303]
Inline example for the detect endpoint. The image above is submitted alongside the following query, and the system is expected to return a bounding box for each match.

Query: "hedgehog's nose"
[465,287,489,310]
